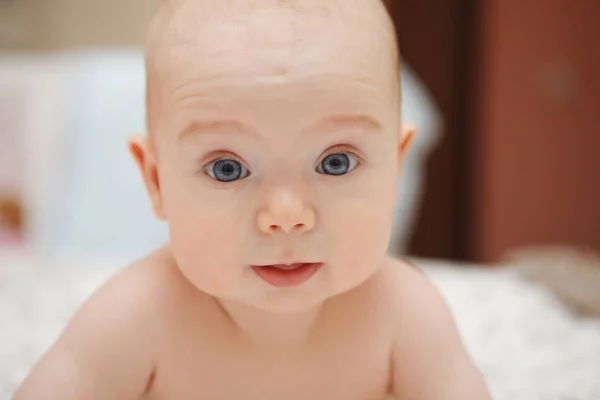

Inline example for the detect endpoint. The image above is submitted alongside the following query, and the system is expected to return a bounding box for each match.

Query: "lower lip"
[251,263,322,288]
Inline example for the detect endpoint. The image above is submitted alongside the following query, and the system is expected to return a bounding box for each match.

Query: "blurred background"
[0,0,599,263]
[393,0,600,263]
[1,1,600,399]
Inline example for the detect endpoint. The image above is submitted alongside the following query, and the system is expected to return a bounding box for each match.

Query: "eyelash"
[200,151,248,172]
[200,146,365,176]
[318,145,365,166]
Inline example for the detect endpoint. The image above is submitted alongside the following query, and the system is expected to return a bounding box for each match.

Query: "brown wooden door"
[472,0,600,262]
[390,0,478,260]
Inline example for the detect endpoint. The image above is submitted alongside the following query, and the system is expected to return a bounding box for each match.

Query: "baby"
[14,0,491,399]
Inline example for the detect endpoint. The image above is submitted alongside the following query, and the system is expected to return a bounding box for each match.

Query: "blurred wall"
[473,0,600,262]
[0,0,157,50]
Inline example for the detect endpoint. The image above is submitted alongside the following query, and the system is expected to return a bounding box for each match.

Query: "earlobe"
[127,135,166,220]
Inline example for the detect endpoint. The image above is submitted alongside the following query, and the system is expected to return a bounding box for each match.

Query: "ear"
[128,135,166,220]
[397,123,416,168]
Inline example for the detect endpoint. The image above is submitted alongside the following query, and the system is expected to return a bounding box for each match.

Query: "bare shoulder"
[378,256,447,311]
[343,256,449,339]
[379,257,492,399]
[64,246,212,344]
[65,247,178,336]
[377,256,461,347]
[13,247,187,399]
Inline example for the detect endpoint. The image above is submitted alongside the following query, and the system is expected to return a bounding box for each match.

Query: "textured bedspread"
[1,252,599,400]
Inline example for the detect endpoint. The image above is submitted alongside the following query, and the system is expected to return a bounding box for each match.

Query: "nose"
[257,189,316,235]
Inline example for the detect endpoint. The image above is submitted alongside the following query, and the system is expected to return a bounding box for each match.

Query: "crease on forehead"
[145,0,399,136]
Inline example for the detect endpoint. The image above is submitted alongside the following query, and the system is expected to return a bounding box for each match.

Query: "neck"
[216,298,326,347]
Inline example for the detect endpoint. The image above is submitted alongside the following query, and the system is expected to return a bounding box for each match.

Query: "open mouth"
[251,263,323,288]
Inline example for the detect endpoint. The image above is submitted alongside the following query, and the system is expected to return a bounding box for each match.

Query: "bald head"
[146,0,398,64]
[145,0,400,136]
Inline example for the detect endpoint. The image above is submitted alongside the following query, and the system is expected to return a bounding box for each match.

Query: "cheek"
[160,176,250,294]
[169,213,236,293]
[342,196,395,252]
[325,171,397,263]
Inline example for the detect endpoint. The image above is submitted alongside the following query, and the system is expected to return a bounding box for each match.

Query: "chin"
[254,266,380,313]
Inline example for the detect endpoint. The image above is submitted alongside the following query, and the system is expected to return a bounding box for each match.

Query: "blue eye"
[316,153,359,176]
[206,159,250,182]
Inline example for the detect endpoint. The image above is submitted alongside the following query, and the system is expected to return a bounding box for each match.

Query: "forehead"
[152,3,396,86]
[147,1,399,129]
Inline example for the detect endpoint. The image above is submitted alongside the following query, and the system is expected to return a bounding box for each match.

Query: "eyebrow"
[309,114,383,135]
[178,119,258,140]
[178,114,383,140]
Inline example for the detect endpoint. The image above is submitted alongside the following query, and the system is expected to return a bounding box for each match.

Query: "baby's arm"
[388,263,491,400]
[13,266,156,400]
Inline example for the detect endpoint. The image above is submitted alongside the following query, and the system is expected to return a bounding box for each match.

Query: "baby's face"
[142,1,410,313]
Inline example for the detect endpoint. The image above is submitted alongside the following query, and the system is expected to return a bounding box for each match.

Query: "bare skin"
[14,0,491,399]
[14,249,488,400]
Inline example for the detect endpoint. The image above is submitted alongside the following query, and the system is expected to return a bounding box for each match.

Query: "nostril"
[268,223,305,233]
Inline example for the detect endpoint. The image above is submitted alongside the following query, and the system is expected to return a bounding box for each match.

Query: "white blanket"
[1,253,600,400]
